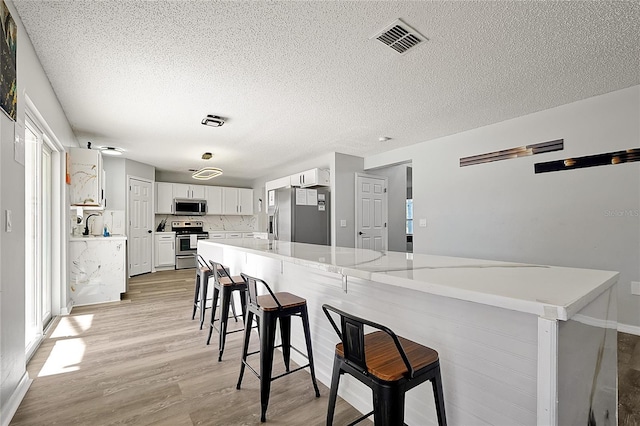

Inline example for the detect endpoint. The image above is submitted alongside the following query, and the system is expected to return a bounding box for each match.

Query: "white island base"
[199,239,618,425]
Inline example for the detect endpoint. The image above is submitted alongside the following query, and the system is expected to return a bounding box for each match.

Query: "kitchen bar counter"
[198,239,618,425]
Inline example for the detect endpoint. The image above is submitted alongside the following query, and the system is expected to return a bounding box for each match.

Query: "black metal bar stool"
[206,262,248,362]
[236,273,320,422]
[192,256,237,329]
[191,256,215,329]
[322,304,447,426]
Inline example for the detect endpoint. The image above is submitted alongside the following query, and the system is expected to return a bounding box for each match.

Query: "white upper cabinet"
[238,188,253,215]
[155,182,174,214]
[173,184,205,199]
[222,187,253,215]
[205,186,223,215]
[154,182,253,216]
[70,148,104,208]
[191,185,206,199]
[290,168,330,188]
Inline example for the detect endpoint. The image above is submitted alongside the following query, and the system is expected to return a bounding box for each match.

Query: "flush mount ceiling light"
[192,167,223,180]
[99,147,123,156]
[201,152,213,160]
[201,115,225,127]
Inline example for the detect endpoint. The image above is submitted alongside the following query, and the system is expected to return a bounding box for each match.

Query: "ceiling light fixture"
[201,152,213,160]
[192,167,223,180]
[201,115,225,127]
[99,147,123,156]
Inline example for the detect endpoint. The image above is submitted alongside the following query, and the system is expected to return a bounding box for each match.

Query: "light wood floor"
[11,269,366,426]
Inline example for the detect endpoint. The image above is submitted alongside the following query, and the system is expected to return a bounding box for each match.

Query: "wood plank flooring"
[11,269,640,425]
[11,269,366,426]
[619,331,640,425]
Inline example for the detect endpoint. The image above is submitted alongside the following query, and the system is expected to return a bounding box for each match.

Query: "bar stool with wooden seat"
[206,262,248,361]
[192,256,237,330]
[236,273,320,422]
[322,304,447,426]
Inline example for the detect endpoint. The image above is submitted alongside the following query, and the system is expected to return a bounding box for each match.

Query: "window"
[406,199,413,235]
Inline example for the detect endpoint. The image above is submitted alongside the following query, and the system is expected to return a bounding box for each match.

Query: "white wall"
[1,1,78,424]
[332,153,364,247]
[366,86,640,329]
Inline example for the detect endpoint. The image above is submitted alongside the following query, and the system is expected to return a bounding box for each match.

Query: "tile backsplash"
[155,214,257,232]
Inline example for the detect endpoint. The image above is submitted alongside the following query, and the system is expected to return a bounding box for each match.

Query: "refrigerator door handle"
[274,206,279,240]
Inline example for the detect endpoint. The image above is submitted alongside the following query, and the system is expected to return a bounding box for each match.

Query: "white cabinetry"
[205,186,222,215]
[173,184,205,199]
[290,168,329,188]
[154,232,175,269]
[222,187,253,215]
[155,182,174,214]
[70,148,104,207]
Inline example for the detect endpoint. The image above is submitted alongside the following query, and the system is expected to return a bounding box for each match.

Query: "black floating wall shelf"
[534,148,640,174]
[460,139,564,167]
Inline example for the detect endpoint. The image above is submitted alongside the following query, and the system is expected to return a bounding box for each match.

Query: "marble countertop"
[199,238,619,320]
[70,235,127,242]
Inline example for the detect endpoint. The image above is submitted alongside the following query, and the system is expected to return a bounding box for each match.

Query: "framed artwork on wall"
[0,0,17,121]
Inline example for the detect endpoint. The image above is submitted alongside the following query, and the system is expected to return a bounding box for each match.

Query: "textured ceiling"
[14,1,640,183]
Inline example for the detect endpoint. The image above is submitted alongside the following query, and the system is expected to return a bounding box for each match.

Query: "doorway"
[128,176,153,276]
[355,173,388,250]
[24,115,55,356]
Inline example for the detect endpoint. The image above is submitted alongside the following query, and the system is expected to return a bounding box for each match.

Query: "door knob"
[148,230,152,233]
[358,231,365,235]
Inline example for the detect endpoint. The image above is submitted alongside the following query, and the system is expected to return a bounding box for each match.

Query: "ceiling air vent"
[370,19,427,55]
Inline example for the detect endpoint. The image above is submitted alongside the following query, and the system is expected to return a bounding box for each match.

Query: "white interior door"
[128,177,153,276]
[355,174,388,250]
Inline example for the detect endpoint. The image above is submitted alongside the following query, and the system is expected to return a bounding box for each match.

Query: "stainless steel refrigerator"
[267,187,330,245]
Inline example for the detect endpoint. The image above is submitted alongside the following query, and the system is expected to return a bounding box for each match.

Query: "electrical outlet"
[340,220,347,227]
[419,218,427,227]
[631,281,640,296]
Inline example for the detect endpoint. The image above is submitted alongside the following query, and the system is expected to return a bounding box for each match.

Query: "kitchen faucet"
[83,214,100,236]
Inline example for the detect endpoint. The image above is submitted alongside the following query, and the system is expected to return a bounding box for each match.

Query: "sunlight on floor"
[50,314,94,338]
[37,315,93,377]
[38,338,86,377]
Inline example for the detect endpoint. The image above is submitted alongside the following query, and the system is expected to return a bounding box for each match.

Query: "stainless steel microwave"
[174,198,207,215]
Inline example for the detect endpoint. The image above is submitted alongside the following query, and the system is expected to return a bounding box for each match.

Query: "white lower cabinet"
[155,233,175,269]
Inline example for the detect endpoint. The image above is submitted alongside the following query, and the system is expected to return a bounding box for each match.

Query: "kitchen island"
[198,238,618,425]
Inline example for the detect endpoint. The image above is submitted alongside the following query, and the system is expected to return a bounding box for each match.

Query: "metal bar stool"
[192,256,237,329]
[236,273,320,422]
[322,304,447,426]
[206,262,248,362]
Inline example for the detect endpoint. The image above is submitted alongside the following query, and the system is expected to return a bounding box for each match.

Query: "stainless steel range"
[172,221,209,269]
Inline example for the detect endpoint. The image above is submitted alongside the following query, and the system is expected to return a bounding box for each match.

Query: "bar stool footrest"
[346,411,374,426]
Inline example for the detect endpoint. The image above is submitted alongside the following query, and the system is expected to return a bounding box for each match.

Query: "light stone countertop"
[70,235,127,242]
[199,238,619,321]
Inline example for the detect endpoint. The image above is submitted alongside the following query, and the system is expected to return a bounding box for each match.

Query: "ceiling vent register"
[371,19,427,55]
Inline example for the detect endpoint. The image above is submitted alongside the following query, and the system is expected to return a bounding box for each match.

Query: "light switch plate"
[631,281,640,295]
[419,218,427,227]
[340,220,347,227]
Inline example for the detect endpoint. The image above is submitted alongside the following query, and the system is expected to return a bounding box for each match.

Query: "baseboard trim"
[1,372,33,426]
[618,323,640,336]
